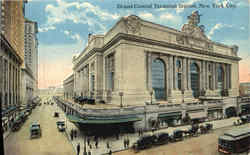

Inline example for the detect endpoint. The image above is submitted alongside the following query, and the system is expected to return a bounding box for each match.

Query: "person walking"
[127,138,130,148]
[106,141,110,149]
[109,149,112,155]
[87,137,90,146]
[88,150,91,155]
[123,138,126,149]
[77,143,80,155]
[70,130,74,140]
[95,140,98,148]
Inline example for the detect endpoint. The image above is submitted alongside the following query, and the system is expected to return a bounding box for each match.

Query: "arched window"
[190,62,200,98]
[151,59,166,100]
[176,60,182,90]
[217,65,224,90]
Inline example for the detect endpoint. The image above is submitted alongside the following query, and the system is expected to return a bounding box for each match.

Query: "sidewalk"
[54,99,240,155]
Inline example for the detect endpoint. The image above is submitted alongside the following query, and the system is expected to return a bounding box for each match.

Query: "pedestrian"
[70,130,74,140]
[87,137,90,146]
[88,150,91,155]
[75,130,77,138]
[127,138,130,148]
[89,143,92,149]
[77,143,80,155]
[106,141,110,149]
[123,139,126,149]
[109,149,112,155]
[95,140,98,148]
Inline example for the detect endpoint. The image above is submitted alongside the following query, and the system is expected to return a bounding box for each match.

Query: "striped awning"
[66,114,142,124]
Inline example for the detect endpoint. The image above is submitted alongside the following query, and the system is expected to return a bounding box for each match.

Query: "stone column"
[226,64,230,89]
[147,52,152,90]
[200,60,204,90]
[0,57,3,108]
[168,55,173,95]
[182,57,187,90]
[213,62,216,90]
[173,56,177,90]
[187,58,191,90]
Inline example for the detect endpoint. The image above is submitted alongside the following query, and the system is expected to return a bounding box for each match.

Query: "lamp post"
[119,92,123,108]
[150,91,153,105]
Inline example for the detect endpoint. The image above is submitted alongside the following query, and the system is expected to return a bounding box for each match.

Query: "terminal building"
[62,11,245,131]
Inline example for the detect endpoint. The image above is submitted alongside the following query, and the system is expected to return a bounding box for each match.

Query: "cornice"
[73,33,241,70]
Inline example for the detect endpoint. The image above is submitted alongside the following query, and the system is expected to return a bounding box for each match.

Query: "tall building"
[0,0,27,133]
[68,12,242,127]
[24,18,38,96]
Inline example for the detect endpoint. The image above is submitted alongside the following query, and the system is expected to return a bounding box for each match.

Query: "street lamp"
[150,90,153,105]
[119,92,123,108]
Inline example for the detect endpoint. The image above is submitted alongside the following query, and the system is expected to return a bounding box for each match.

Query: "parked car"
[170,129,183,142]
[56,120,65,132]
[11,118,23,132]
[154,132,169,145]
[30,122,41,139]
[132,134,157,151]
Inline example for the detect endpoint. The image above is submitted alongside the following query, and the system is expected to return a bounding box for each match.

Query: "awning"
[158,112,182,119]
[208,107,223,111]
[189,112,207,119]
[66,115,142,124]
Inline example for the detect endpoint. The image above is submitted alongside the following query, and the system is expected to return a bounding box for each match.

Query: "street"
[115,123,250,155]
[4,98,75,155]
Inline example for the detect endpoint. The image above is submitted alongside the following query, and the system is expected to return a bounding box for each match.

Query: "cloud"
[38,25,56,32]
[208,23,233,39]
[138,12,155,21]
[43,0,120,34]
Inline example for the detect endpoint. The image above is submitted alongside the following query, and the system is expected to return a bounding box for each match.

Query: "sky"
[24,0,250,89]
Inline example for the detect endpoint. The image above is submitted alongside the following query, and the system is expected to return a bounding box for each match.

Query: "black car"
[170,129,183,142]
[133,135,157,151]
[154,132,169,145]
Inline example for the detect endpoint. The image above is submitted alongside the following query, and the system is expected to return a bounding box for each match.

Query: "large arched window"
[176,60,182,90]
[190,62,200,98]
[217,65,224,90]
[151,59,166,100]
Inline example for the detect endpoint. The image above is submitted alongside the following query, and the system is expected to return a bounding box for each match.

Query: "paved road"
[115,123,250,155]
[4,99,75,155]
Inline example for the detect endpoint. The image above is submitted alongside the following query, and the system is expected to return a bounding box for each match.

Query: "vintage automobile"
[154,132,169,145]
[56,120,65,132]
[54,112,59,117]
[132,134,157,152]
[11,118,23,132]
[170,129,184,142]
[240,115,250,124]
[30,122,41,139]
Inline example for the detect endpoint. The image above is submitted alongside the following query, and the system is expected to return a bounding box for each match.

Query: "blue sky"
[24,0,250,88]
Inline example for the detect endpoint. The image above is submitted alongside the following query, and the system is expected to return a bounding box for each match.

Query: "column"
[200,61,204,90]
[147,52,152,90]
[173,56,177,90]
[168,55,173,93]
[213,62,216,90]
[182,57,187,90]
[187,58,191,90]
[0,57,3,108]
[228,64,231,89]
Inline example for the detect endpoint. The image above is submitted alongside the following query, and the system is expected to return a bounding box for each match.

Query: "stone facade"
[239,82,250,96]
[63,74,74,100]
[0,0,27,133]
[72,12,240,107]
[20,66,36,106]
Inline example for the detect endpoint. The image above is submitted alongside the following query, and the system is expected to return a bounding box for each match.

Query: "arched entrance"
[151,58,166,100]
[190,62,200,98]
[225,106,237,118]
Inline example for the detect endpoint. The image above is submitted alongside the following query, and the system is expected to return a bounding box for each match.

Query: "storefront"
[240,104,250,115]
[207,107,223,120]
[158,112,182,127]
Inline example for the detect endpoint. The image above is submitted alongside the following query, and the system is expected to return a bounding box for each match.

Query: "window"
[176,59,182,90]
[217,65,224,90]
[106,54,115,91]
[152,58,166,100]
[190,62,200,98]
